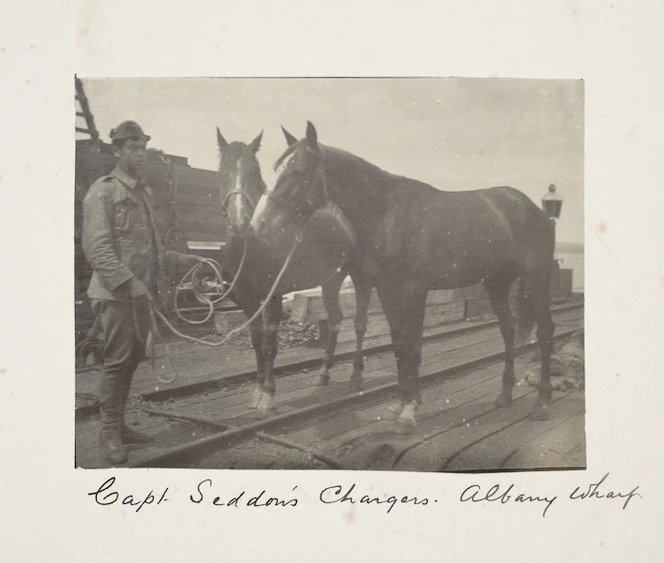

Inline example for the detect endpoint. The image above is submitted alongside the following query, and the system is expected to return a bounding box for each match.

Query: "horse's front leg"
[247,303,265,410]
[377,280,427,434]
[317,273,345,386]
[257,296,283,417]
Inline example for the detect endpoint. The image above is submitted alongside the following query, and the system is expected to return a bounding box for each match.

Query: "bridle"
[266,163,328,224]
[219,155,262,219]
[220,189,258,218]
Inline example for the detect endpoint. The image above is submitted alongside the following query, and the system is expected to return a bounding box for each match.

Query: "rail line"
[91,305,584,470]
[75,301,583,417]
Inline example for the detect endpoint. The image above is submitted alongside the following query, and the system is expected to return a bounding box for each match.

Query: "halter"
[220,189,257,218]
[267,164,328,223]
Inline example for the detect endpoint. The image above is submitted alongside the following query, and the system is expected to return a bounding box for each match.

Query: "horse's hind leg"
[317,273,345,386]
[529,272,555,421]
[257,296,283,417]
[484,277,517,408]
[349,273,371,392]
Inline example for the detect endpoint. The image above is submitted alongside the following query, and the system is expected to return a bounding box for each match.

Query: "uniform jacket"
[82,166,189,302]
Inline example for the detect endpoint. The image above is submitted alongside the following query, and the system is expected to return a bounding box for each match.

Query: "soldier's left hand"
[184,254,206,267]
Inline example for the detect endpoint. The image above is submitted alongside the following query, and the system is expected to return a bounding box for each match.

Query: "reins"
[146,235,302,382]
[144,149,326,384]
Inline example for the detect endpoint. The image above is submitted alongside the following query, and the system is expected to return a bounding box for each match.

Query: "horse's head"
[251,121,328,238]
[217,127,265,238]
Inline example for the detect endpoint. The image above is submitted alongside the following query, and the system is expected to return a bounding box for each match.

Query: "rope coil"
[173,240,247,325]
[147,237,301,383]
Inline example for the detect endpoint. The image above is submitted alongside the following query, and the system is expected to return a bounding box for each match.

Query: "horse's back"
[391,184,554,286]
[481,186,554,272]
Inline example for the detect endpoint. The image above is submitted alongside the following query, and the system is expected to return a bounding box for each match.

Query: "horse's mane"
[325,144,449,202]
[273,140,440,207]
[273,143,298,171]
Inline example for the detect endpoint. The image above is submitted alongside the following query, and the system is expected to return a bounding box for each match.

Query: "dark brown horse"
[251,121,556,432]
[216,128,371,415]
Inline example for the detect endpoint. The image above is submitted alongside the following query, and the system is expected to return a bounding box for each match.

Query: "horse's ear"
[281,126,298,146]
[216,127,228,150]
[249,130,263,153]
[305,121,318,146]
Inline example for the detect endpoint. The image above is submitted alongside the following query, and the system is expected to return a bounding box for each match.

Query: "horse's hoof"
[249,387,262,410]
[529,404,549,421]
[383,400,405,421]
[256,392,276,418]
[317,374,330,386]
[392,419,416,436]
[495,392,513,408]
[349,375,363,392]
[389,400,417,434]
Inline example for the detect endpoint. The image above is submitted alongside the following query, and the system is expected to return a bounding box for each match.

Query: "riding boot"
[118,376,152,443]
[121,425,153,444]
[99,426,128,465]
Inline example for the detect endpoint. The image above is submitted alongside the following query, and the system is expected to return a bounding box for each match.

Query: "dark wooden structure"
[74,91,227,341]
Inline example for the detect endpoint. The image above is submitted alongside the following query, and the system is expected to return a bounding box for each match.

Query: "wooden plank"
[75,412,217,469]
[395,387,540,472]
[213,309,250,333]
[464,298,493,318]
[194,330,510,424]
[173,189,223,206]
[288,363,505,450]
[443,391,585,471]
[291,285,487,323]
[502,412,586,470]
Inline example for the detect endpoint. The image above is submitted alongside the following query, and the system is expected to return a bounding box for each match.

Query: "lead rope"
[174,240,248,325]
[148,304,177,384]
[147,237,301,382]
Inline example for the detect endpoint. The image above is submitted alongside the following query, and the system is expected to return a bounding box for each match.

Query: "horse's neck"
[325,151,390,224]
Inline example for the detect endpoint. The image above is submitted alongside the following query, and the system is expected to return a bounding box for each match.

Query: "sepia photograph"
[75,77,585,471]
[3,0,662,560]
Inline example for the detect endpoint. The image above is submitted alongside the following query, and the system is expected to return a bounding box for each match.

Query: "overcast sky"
[79,77,584,245]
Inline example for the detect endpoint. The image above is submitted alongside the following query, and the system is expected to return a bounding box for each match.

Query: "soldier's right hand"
[129,278,154,301]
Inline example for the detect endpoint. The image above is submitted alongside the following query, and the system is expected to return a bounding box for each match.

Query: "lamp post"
[542,184,563,223]
[542,184,565,299]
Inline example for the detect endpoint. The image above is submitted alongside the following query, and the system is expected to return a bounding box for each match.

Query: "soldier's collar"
[111,166,142,190]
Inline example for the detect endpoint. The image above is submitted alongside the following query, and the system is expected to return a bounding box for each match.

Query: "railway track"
[75,304,584,470]
[76,301,583,411]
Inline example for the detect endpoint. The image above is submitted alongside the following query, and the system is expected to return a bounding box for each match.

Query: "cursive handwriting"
[319,483,430,514]
[189,479,298,507]
[460,483,556,518]
[569,473,642,510]
[85,474,643,518]
[88,477,169,512]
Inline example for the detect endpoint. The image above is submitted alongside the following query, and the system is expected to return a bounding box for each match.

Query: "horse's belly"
[419,242,517,289]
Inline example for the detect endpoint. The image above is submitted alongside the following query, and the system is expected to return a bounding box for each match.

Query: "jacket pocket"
[113,197,139,233]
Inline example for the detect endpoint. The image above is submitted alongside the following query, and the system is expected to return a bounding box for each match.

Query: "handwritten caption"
[88,473,641,518]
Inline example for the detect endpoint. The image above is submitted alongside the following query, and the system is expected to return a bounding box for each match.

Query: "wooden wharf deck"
[75,305,584,471]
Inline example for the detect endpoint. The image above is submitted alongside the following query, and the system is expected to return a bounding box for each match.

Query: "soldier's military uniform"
[82,121,200,464]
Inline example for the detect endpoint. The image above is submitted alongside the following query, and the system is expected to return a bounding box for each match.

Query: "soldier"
[82,120,203,464]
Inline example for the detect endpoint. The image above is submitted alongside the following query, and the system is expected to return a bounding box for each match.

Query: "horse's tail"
[514,277,536,346]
